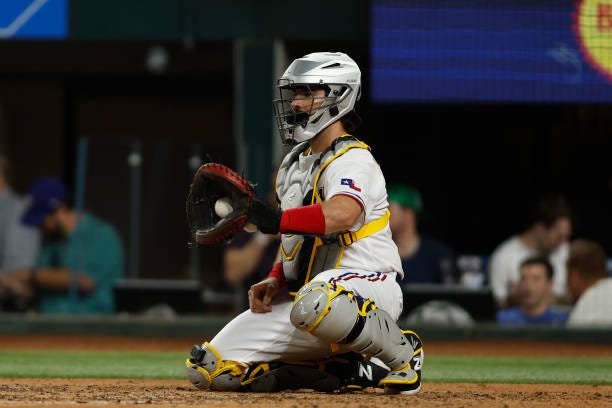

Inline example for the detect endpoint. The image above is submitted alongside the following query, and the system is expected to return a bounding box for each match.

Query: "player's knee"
[290,281,362,343]
[185,342,247,391]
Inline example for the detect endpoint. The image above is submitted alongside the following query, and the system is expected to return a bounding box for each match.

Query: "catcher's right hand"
[186,163,282,245]
[248,277,280,313]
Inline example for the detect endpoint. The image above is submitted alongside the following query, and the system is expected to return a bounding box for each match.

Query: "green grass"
[425,356,612,385]
[0,350,186,379]
[0,350,611,385]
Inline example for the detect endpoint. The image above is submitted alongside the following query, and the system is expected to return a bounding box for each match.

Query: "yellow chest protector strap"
[337,209,390,247]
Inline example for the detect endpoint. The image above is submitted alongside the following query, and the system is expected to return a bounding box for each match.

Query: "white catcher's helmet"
[273,52,361,145]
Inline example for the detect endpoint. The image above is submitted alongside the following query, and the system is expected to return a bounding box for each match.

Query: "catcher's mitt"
[186,163,254,245]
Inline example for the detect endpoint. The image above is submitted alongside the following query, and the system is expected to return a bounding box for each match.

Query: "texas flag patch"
[340,178,361,192]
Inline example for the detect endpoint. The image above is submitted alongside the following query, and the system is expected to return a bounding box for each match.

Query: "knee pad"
[290,281,414,371]
[185,342,248,391]
[290,281,363,343]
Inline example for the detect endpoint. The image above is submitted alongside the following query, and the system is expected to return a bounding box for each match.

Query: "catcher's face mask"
[273,81,337,145]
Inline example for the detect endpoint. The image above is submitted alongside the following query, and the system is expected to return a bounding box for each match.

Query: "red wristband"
[268,261,286,288]
[279,203,326,235]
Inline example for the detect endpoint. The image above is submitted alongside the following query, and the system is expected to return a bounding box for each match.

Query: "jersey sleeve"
[321,150,379,210]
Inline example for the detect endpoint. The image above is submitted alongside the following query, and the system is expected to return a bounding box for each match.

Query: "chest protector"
[276,136,389,295]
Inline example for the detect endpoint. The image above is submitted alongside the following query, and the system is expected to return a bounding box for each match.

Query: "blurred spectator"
[488,193,572,308]
[388,183,457,284]
[7,177,124,314]
[0,153,41,311]
[566,239,612,327]
[224,230,280,286]
[223,230,280,309]
[497,256,568,326]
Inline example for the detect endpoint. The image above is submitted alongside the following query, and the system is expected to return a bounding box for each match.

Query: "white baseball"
[214,197,233,218]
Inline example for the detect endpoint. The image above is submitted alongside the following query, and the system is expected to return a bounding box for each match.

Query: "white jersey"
[488,235,568,304]
[276,138,403,292]
[211,138,405,364]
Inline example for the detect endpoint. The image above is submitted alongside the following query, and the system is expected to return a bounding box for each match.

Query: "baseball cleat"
[379,330,424,395]
[242,353,387,393]
[325,352,389,392]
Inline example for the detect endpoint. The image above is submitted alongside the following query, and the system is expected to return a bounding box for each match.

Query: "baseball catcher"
[185,52,424,395]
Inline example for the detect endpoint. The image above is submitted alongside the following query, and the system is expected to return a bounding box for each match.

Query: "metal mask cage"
[273,79,341,144]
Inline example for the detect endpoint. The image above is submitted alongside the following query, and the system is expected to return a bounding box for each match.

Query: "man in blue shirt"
[13,177,124,314]
[497,256,569,326]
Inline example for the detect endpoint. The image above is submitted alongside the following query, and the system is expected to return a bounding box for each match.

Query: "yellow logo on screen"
[575,0,612,80]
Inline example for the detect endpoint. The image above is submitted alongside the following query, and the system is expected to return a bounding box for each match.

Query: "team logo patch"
[340,178,361,192]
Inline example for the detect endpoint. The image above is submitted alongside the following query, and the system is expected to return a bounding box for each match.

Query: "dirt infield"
[0,335,611,407]
[0,379,611,407]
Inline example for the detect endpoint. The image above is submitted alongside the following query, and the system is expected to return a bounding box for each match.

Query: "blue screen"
[0,0,67,40]
[371,0,612,103]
